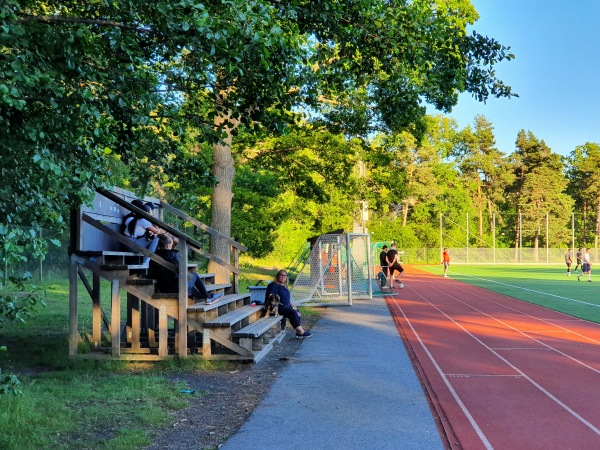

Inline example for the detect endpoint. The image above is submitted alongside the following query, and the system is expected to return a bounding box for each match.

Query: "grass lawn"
[0,260,302,450]
[417,264,600,323]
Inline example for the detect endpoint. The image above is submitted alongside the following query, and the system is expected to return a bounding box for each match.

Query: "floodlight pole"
[572,213,575,254]
[493,212,496,265]
[466,213,469,264]
[546,213,549,263]
[519,213,523,264]
[439,213,443,262]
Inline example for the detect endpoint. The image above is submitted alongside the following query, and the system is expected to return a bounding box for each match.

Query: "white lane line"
[490,348,550,351]
[436,284,600,374]
[450,272,600,308]
[446,374,523,378]
[403,280,600,437]
[389,300,494,450]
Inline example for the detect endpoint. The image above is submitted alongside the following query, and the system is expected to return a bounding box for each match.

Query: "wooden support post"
[111,279,121,356]
[202,329,212,358]
[158,305,168,357]
[92,274,101,347]
[69,255,79,356]
[129,294,141,350]
[177,240,188,356]
[232,245,239,294]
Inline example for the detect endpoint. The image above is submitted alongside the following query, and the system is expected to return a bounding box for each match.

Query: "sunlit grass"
[0,258,320,450]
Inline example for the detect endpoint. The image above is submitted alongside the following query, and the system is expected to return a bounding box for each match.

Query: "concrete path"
[222,295,444,450]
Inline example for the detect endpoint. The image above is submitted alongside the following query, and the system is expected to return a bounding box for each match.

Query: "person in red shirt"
[442,248,450,278]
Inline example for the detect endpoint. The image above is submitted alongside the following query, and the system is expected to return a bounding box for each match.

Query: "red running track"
[386,267,600,450]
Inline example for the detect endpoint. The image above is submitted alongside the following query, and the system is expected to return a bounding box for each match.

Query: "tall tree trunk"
[487,198,495,237]
[208,92,239,284]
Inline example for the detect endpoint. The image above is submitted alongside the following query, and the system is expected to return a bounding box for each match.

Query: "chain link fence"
[396,247,599,265]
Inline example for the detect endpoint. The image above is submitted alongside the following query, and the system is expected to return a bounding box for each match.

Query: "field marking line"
[442,280,600,351]
[388,300,493,450]
[404,279,600,437]
[448,271,600,308]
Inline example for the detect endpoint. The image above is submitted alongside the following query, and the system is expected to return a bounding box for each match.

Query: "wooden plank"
[158,305,168,357]
[160,201,247,251]
[233,316,284,338]
[208,329,254,357]
[203,305,262,328]
[252,330,286,363]
[110,279,121,356]
[186,292,246,311]
[176,240,188,356]
[202,328,212,358]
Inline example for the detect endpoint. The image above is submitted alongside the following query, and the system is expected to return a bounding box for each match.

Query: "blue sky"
[431,1,600,157]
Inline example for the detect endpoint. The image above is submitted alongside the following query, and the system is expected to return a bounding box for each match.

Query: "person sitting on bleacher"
[148,235,223,304]
[122,200,160,263]
[265,269,312,339]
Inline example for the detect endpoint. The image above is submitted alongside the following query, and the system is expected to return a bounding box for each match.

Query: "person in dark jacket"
[265,269,312,339]
[148,235,223,304]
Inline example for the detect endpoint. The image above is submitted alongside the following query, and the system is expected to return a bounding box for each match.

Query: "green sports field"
[417,264,600,324]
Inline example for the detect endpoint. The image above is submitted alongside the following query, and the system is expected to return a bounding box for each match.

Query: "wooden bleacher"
[68,187,285,362]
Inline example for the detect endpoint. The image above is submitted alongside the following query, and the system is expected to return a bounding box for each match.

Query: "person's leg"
[188,273,209,299]
[397,265,405,282]
[279,304,310,337]
[192,275,224,303]
[133,236,158,264]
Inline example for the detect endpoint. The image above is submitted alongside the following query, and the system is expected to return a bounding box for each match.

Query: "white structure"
[290,233,372,306]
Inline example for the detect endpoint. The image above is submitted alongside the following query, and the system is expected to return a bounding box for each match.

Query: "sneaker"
[295,331,312,339]
[206,292,224,304]
[588,280,592,282]
[577,275,581,281]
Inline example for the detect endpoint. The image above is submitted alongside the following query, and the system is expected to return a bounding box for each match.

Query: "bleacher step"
[204,305,264,328]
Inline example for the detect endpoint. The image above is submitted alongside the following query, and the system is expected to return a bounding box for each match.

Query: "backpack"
[121,199,145,235]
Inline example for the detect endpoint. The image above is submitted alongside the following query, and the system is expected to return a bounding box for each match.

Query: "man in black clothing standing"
[386,243,404,284]
[379,245,389,277]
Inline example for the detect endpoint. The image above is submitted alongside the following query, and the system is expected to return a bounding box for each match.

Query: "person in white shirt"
[578,248,592,282]
[123,201,160,263]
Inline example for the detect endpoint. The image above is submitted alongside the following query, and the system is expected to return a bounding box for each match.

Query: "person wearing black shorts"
[379,245,389,277]
[386,243,404,284]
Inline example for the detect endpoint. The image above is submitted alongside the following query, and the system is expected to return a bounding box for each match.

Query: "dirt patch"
[145,313,319,450]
